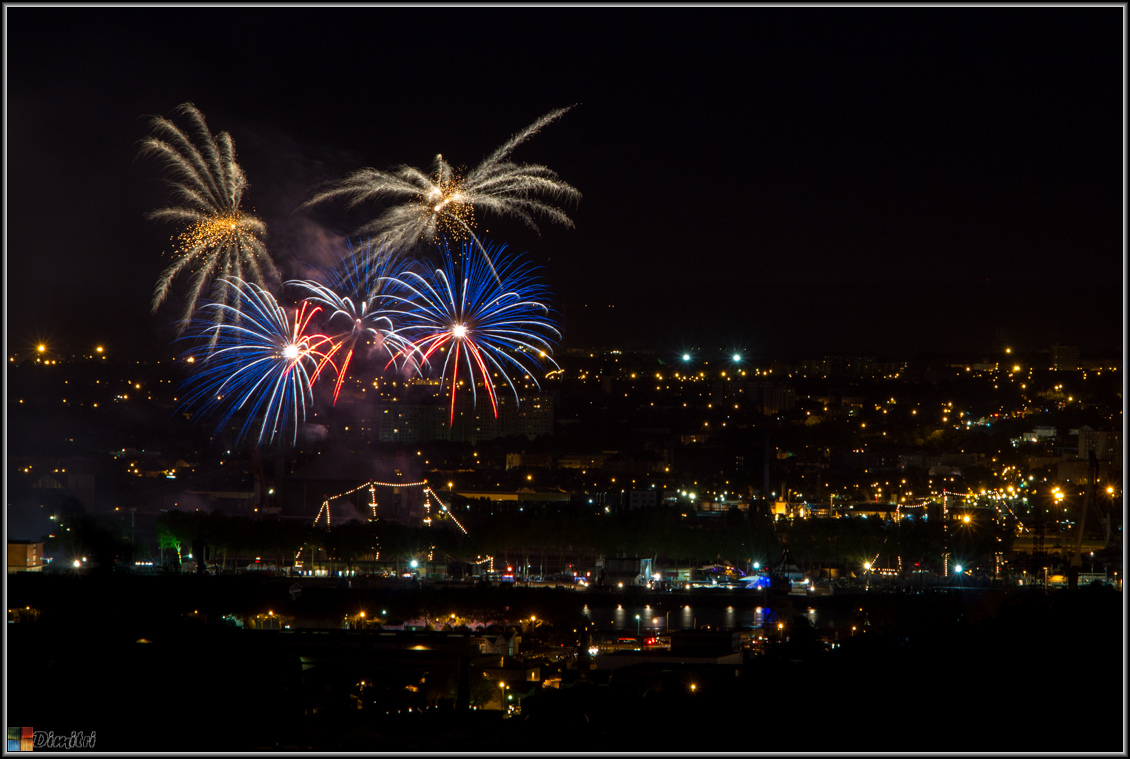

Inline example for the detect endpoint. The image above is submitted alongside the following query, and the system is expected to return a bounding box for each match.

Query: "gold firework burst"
[177,211,257,252]
[419,171,476,241]
[141,103,278,334]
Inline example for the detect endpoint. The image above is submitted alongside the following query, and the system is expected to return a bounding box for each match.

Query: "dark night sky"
[5,7,1125,360]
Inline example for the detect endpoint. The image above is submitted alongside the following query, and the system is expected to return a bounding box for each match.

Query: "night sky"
[6,7,1125,361]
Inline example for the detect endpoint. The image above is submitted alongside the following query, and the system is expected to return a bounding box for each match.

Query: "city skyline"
[6,7,1125,359]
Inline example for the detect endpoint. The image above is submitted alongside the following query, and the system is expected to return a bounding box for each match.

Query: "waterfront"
[7,572,1124,752]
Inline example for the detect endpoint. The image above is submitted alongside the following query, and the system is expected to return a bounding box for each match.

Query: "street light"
[635,614,641,635]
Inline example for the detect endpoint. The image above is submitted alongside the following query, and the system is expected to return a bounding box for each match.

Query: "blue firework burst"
[385,239,560,424]
[178,277,337,446]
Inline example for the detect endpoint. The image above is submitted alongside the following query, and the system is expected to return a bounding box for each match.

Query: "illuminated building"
[7,540,45,573]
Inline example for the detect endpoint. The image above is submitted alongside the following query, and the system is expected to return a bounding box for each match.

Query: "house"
[8,540,45,573]
[472,629,521,657]
[479,655,540,686]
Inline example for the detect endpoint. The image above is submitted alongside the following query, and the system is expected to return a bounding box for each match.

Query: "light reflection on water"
[582,604,797,631]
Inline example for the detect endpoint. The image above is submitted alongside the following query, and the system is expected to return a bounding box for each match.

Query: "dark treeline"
[460,500,1013,575]
[136,502,1014,578]
[153,510,469,574]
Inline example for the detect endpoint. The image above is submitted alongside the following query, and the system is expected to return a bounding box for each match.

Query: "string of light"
[297,479,471,565]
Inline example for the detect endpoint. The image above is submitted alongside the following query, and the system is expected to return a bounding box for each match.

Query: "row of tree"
[460,502,1013,574]
[155,510,471,574]
[146,501,1015,577]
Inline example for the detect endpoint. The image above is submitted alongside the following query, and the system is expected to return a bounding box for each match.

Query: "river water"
[581,600,838,632]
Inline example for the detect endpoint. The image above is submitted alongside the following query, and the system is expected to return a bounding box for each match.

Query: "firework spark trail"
[178,278,337,446]
[141,103,278,334]
[383,240,561,425]
[288,239,419,403]
[300,107,580,280]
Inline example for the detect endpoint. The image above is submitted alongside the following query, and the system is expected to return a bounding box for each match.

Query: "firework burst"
[301,108,580,275]
[288,239,418,403]
[385,240,560,425]
[178,277,337,447]
[141,103,278,333]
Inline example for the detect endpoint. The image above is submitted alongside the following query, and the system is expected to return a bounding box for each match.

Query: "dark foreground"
[6,574,1125,752]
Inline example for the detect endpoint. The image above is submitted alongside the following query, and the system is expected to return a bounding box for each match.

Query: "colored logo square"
[8,727,34,750]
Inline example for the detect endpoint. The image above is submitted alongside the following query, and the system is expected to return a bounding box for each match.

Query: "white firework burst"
[302,107,581,259]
